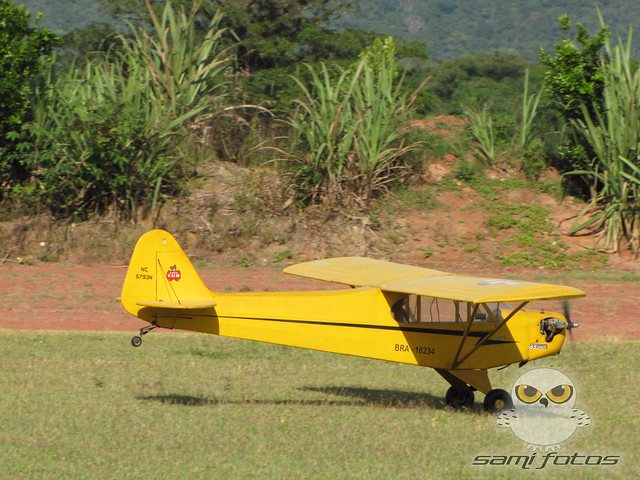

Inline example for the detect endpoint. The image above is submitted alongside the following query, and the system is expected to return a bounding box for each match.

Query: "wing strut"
[452,302,528,369]
[451,303,480,368]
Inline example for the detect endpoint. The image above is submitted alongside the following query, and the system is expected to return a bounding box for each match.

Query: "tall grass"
[122,1,230,118]
[286,37,427,207]
[568,29,640,255]
[462,70,544,177]
[516,69,547,180]
[463,105,496,165]
[22,0,231,220]
[26,56,186,218]
[351,39,426,203]
[287,62,359,204]
[518,69,542,156]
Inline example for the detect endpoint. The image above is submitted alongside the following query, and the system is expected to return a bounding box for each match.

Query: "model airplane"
[121,230,585,411]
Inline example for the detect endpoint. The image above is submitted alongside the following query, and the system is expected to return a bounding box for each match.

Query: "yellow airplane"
[121,230,585,411]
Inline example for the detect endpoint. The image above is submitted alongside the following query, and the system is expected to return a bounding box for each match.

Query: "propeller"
[562,300,579,339]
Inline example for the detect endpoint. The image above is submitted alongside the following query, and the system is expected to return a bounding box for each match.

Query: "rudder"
[121,230,215,323]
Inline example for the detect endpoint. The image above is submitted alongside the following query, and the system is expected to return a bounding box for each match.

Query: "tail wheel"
[445,385,475,409]
[483,389,514,412]
[130,323,157,347]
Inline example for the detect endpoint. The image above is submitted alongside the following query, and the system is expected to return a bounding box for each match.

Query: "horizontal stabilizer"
[136,300,217,309]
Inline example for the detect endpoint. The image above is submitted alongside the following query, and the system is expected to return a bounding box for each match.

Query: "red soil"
[1,262,638,341]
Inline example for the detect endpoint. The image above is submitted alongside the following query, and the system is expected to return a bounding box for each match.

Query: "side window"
[392,296,469,323]
[391,297,416,323]
[424,297,464,323]
[474,302,508,322]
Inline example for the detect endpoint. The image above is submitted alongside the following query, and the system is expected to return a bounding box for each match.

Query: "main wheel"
[445,385,475,409]
[483,389,514,412]
[131,335,142,348]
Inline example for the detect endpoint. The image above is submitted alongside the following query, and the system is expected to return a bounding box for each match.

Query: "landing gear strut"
[130,323,157,347]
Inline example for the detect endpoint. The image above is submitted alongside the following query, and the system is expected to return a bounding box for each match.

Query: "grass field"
[0,330,637,479]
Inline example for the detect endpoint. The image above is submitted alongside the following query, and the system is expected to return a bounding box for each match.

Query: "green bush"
[19,1,231,219]
[0,0,59,189]
[454,159,482,183]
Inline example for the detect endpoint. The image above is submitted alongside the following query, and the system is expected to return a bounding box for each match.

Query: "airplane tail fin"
[121,230,216,323]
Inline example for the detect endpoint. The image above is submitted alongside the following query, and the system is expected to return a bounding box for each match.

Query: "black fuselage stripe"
[168,312,514,345]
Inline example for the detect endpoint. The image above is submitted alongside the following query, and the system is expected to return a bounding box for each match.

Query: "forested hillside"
[18,0,640,60]
[16,0,113,34]
[337,0,640,60]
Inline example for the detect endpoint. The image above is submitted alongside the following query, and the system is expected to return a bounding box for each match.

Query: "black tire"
[131,335,142,347]
[483,389,514,412]
[445,385,475,409]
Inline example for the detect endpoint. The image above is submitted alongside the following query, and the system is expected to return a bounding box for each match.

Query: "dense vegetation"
[4,0,640,256]
[0,0,59,185]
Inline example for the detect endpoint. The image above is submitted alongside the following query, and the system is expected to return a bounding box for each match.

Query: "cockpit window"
[392,296,509,323]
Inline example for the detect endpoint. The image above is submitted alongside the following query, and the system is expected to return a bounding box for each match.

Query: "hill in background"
[17,0,113,35]
[336,0,640,61]
[18,0,640,60]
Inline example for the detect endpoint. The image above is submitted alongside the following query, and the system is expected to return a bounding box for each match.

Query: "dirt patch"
[1,261,638,341]
[2,156,639,342]
[0,263,332,333]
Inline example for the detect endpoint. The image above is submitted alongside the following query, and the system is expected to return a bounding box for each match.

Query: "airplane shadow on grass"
[138,386,474,412]
[301,386,445,409]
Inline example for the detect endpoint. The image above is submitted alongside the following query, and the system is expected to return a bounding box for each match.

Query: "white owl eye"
[515,384,542,404]
[546,384,574,404]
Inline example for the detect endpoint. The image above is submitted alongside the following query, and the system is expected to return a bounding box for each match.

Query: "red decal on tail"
[167,265,181,281]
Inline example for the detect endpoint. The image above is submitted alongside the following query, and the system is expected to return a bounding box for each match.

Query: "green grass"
[272,250,294,264]
[535,270,640,283]
[0,331,637,479]
[472,184,608,269]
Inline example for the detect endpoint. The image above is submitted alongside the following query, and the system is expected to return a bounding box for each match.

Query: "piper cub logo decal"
[166,265,181,281]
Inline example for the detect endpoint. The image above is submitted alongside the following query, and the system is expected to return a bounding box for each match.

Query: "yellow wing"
[283,257,585,303]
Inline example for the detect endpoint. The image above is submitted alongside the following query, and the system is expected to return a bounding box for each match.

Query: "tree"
[0,0,59,192]
[97,0,352,54]
[94,1,428,109]
[213,0,352,69]
[539,14,610,124]
[539,14,610,176]
[0,0,59,144]
[424,50,530,115]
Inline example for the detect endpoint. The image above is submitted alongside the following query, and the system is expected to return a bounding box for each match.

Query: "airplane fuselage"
[136,287,564,372]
